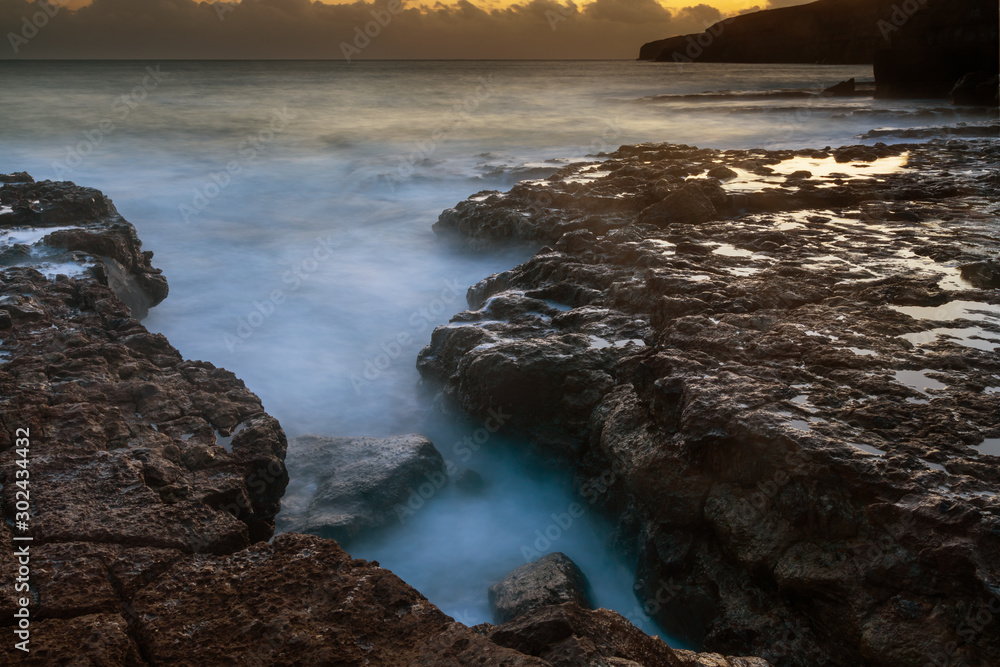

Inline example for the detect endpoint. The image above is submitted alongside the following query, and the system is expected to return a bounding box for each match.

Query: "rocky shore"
[0,176,763,665]
[421,138,1000,665]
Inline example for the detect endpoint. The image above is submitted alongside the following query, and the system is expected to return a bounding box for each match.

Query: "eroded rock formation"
[0,174,760,665]
[421,139,1000,666]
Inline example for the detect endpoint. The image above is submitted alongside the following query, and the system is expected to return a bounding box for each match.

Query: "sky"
[1,0,813,60]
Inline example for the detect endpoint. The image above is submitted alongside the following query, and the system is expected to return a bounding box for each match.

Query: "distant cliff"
[640,0,998,100]
[639,0,894,64]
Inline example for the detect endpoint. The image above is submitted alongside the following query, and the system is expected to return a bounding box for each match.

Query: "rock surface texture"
[0,174,760,665]
[278,433,447,542]
[489,552,593,623]
[422,139,1000,666]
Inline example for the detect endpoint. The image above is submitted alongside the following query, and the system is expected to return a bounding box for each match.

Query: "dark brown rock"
[489,553,593,623]
[487,602,770,667]
[419,140,1000,666]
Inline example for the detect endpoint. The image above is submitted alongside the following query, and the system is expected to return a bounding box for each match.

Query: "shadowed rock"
[486,602,770,667]
[419,140,1000,666]
[279,433,446,543]
[489,553,593,623]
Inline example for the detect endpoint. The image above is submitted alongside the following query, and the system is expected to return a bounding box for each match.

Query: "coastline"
[2,128,999,664]
[0,175,763,664]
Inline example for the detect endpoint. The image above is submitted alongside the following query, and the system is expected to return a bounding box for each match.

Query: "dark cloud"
[0,0,736,59]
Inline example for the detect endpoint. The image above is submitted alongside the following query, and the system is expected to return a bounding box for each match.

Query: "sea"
[1,59,993,641]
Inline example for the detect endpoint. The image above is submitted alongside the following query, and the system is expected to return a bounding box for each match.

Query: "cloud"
[0,0,736,59]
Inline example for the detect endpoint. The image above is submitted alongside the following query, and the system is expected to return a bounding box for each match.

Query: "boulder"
[637,179,729,226]
[950,72,1000,106]
[960,259,1000,288]
[489,553,593,623]
[821,78,855,97]
[279,434,446,542]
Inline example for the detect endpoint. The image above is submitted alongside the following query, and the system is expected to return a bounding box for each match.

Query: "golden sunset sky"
[2,0,814,59]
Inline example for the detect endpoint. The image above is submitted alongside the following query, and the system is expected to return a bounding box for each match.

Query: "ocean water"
[0,60,989,640]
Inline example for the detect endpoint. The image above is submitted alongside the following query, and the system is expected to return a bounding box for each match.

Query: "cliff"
[640,0,998,100]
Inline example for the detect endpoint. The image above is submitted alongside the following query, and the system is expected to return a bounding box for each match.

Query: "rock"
[419,140,1000,665]
[641,0,903,63]
[0,178,168,318]
[489,553,593,623]
[821,78,855,97]
[673,649,772,667]
[637,179,729,226]
[456,468,487,493]
[950,72,1000,106]
[874,0,998,99]
[833,145,878,163]
[278,434,446,543]
[707,166,738,180]
[960,259,1000,288]
[127,533,551,666]
[486,602,769,667]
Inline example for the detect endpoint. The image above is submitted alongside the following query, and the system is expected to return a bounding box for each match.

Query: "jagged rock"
[129,533,552,666]
[638,180,729,226]
[707,166,738,180]
[960,259,1000,288]
[419,141,1000,666]
[0,179,168,318]
[278,433,446,543]
[950,72,1000,106]
[822,78,855,97]
[489,553,593,623]
[486,602,769,667]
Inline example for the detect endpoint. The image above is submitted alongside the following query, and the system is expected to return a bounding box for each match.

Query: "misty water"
[1,60,990,641]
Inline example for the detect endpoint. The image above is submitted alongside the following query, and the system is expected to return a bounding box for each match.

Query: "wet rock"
[707,166,738,180]
[833,145,878,163]
[0,178,168,318]
[950,72,1000,107]
[489,553,593,623]
[638,179,729,226]
[960,259,1000,288]
[279,434,446,543]
[822,78,855,97]
[421,140,1000,666]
